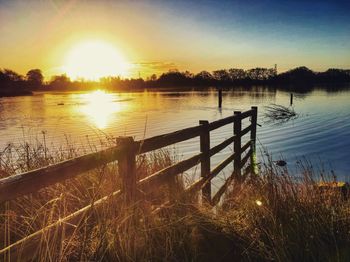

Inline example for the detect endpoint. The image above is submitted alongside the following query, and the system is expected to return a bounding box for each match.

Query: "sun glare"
[64,40,130,80]
[79,90,124,129]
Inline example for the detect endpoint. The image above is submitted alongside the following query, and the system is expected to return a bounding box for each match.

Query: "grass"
[1,138,350,261]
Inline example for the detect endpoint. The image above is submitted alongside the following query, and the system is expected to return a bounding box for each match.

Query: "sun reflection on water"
[78,90,125,129]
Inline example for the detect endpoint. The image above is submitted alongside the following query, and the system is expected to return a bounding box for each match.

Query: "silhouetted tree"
[228,68,246,80]
[0,69,23,82]
[48,74,71,89]
[318,69,350,83]
[195,70,211,79]
[0,69,32,96]
[275,66,316,84]
[212,70,230,81]
[26,69,44,88]
[157,70,193,86]
[149,74,157,81]
[247,68,274,80]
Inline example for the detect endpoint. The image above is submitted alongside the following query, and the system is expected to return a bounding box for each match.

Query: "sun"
[64,40,130,80]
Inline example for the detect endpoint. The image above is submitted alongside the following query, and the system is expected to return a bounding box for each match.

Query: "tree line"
[1,66,350,95]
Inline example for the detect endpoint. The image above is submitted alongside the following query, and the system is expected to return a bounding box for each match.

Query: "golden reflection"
[78,90,124,129]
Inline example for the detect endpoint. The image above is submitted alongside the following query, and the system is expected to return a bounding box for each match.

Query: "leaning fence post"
[199,120,211,204]
[117,137,137,207]
[234,111,242,179]
[250,107,258,175]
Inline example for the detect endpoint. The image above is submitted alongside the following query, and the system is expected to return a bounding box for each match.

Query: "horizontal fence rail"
[0,106,258,260]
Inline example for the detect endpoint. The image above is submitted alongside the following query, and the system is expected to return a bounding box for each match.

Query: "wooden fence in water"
[0,106,257,260]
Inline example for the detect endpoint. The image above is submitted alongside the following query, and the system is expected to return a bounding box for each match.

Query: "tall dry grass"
[1,138,350,261]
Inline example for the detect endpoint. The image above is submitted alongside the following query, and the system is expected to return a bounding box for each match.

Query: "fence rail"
[0,106,258,260]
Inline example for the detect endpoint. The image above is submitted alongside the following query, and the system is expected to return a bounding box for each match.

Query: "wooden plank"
[209,135,235,157]
[0,144,128,202]
[233,111,242,178]
[184,177,205,196]
[211,173,235,206]
[0,189,122,261]
[137,125,203,154]
[240,140,252,154]
[239,109,253,120]
[240,148,253,169]
[240,125,252,137]
[210,152,236,178]
[137,153,202,191]
[208,115,235,131]
[199,120,211,203]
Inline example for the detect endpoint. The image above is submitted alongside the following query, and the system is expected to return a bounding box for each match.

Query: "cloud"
[128,61,178,78]
[133,61,177,71]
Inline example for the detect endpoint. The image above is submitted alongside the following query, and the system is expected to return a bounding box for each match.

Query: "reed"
[1,137,350,261]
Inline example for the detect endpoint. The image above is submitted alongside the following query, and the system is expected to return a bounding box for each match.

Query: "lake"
[1,86,350,181]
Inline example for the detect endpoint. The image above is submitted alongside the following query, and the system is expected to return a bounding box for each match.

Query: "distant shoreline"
[2,83,350,98]
[1,66,350,96]
[0,89,32,97]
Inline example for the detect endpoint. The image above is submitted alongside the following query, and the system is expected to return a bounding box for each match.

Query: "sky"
[1,0,350,79]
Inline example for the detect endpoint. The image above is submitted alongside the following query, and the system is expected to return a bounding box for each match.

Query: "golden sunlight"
[64,40,130,80]
[255,200,263,206]
[79,90,124,129]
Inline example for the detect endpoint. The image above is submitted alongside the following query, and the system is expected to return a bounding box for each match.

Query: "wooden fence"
[0,106,257,260]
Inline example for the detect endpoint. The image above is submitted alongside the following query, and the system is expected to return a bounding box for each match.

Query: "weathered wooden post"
[199,120,211,203]
[290,93,293,106]
[117,136,137,257]
[233,111,242,179]
[117,137,137,207]
[250,106,258,175]
[218,88,222,108]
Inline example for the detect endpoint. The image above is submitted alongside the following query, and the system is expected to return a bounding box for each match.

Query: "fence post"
[250,107,258,175]
[234,111,242,179]
[117,137,137,207]
[117,136,137,258]
[199,120,211,204]
[250,107,258,146]
[218,88,222,108]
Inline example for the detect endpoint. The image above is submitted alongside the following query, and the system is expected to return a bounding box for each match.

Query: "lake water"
[1,86,350,181]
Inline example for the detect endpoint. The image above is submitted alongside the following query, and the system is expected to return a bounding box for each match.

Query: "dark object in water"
[275,160,287,167]
[264,104,297,124]
[57,103,64,106]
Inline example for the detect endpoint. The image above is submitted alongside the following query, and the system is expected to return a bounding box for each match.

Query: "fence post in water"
[250,106,258,175]
[218,88,222,108]
[290,93,293,106]
[234,111,242,179]
[117,137,137,207]
[199,120,211,203]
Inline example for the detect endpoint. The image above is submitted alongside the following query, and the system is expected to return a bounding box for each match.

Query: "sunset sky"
[1,0,350,80]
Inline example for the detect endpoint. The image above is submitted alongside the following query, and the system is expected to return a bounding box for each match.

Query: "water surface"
[1,87,350,180]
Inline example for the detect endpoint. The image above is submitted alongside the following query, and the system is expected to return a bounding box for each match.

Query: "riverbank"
[1,140,350,261]
[0,89,32,97]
